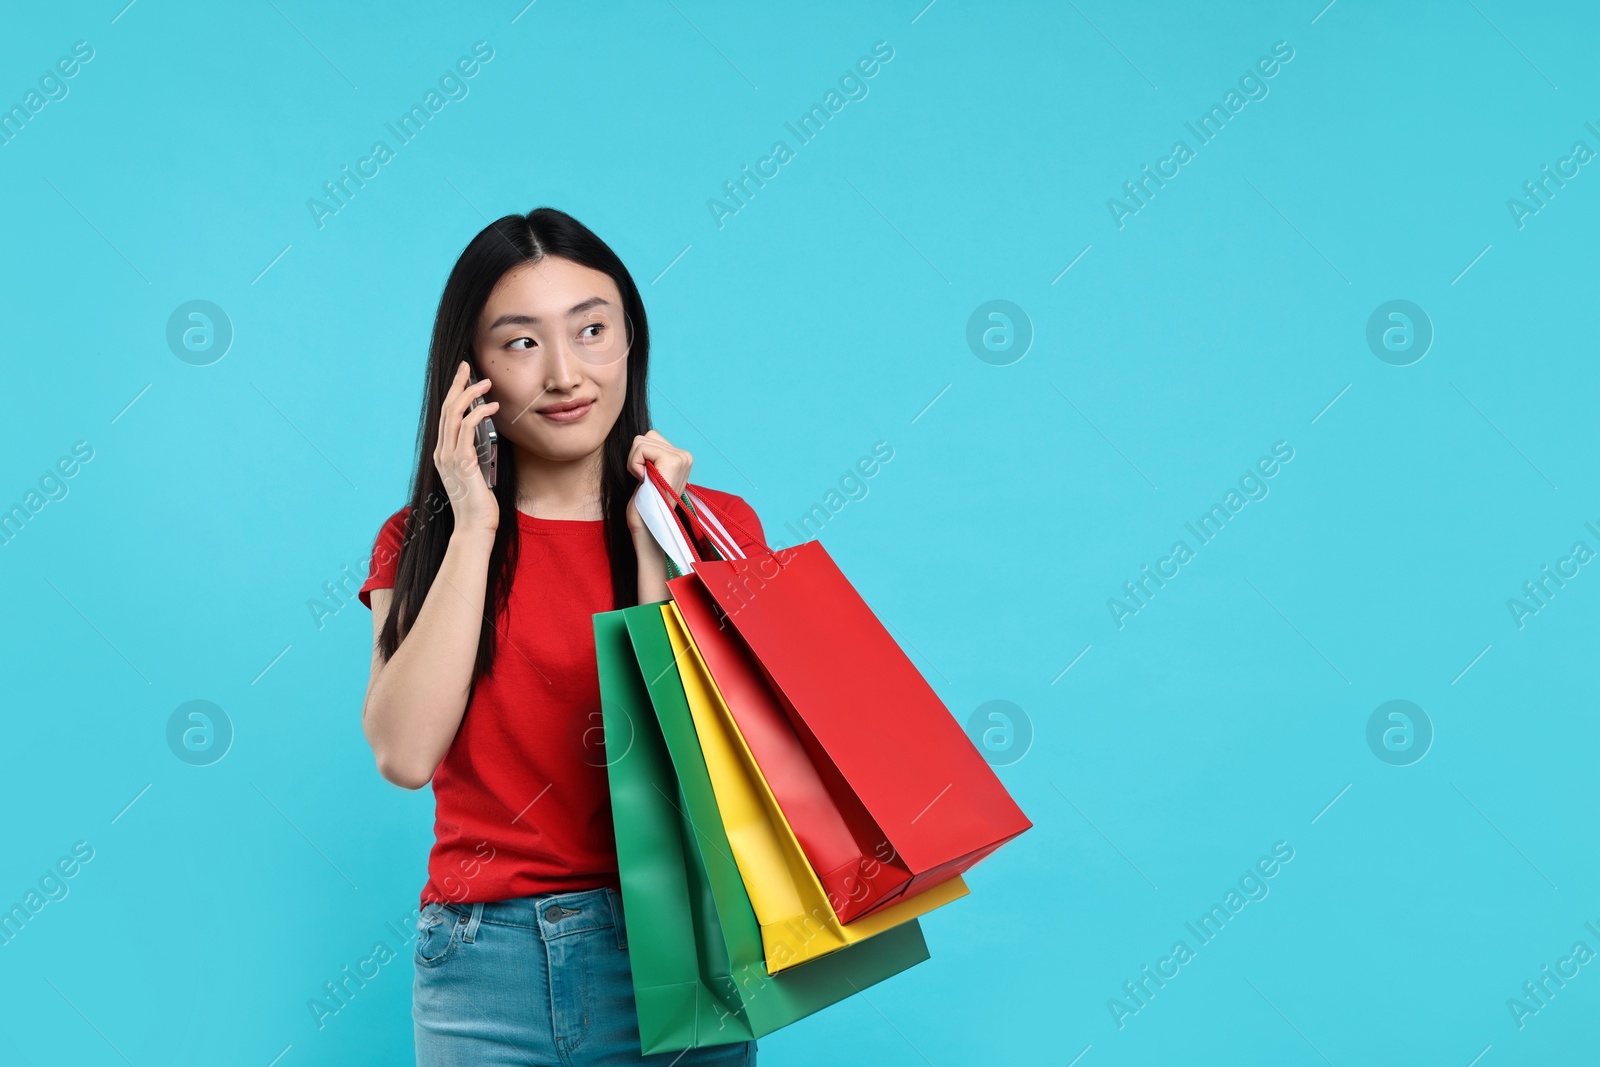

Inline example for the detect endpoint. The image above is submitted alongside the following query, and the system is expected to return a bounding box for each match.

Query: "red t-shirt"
[359,486,766,907]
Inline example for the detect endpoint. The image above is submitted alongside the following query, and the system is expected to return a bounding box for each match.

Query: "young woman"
[358,208,763,1065]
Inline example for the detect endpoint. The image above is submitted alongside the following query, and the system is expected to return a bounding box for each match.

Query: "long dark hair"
[375,208,652,678]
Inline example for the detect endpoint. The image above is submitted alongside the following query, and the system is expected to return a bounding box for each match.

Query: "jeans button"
[544,904,562,923]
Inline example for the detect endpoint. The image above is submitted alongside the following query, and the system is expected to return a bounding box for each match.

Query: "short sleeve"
[687,486,766,557]
[358,507,410,609]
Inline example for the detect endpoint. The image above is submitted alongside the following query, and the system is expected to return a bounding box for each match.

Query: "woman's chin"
[513,433,608,465]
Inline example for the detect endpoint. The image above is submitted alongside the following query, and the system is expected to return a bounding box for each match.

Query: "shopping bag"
[636,464,1032,921]
[633,467,913,922]
[595,605,932,1054]
[651,602,969,973]
[670,574,913,922]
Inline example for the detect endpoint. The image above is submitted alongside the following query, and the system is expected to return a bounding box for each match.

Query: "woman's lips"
[537,399,594,423]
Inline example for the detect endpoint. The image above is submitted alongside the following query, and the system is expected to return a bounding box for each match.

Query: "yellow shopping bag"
[660,604,969,974]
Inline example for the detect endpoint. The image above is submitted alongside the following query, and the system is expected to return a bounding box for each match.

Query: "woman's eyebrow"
[487,296,610,330]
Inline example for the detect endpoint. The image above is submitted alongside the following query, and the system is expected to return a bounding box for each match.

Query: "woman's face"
[472,256,630,465]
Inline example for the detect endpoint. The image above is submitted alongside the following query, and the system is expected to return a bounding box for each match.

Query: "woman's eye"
[507,336,535,351]
[581,323,604,342]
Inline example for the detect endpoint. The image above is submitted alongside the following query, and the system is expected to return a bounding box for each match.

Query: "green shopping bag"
[595,604,932,1054]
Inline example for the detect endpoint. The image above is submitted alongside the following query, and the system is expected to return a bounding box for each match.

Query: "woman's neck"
[513,446,605,520]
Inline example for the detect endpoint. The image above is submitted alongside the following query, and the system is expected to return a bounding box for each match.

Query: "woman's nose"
[543,335,585,386]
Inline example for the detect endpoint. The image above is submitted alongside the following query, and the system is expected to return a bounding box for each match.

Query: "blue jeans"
[413,885,758,1066]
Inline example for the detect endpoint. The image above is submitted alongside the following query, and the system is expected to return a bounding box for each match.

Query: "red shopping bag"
[638,464,1032,922]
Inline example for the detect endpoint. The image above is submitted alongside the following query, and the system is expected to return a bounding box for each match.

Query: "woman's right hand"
[434,360,500,536]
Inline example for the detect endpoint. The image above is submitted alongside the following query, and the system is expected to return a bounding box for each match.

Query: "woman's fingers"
[427,360,502,533]
[629,432,692,495]
[627,434,667,477]
[442,363,492,454]
[440,361,472,452]
[434,362,496,495]
[463,399,500,431]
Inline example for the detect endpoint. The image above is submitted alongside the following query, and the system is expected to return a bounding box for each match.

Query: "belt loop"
[463,901,484,943]
[608,888,628,951]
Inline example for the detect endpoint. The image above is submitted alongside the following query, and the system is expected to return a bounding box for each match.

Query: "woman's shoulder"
[359,505,414,609]
[686,482,747,510]
[366,505,415,559]
[378,504,412,538]
[685,483,757,524]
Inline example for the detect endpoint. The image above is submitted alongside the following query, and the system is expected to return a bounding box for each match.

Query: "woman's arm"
[362,361,501,790]
[361,525,495,789]
[634,525,670,605]
[626,429,693,605]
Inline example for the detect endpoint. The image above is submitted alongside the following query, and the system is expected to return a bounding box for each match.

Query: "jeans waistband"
[441,886,624,946]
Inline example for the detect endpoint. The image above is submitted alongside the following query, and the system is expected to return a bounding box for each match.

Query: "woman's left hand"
[625,430,693,536]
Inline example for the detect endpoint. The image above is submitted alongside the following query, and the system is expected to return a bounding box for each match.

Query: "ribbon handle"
[631,460,753,574]
[632,466,699,575]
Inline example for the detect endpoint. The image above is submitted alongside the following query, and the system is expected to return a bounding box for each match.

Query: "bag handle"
[685,488,746,561]
[635,461,752,570]
[631,467,700,575]
[642,462,740,561]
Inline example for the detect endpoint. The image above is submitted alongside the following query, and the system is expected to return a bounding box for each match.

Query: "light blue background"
[2,1,1596,1064]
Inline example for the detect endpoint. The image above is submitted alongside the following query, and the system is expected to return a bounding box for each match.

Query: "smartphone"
[467,367,498,489]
